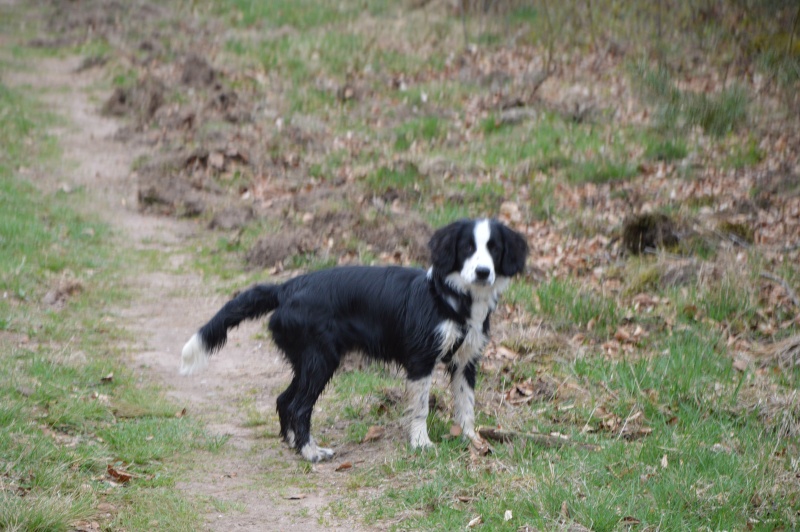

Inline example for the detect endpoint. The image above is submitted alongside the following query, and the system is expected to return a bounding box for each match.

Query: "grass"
[326,322,793,531]
[364,163,425,198]
[197,1,798,524]
[394,115,446,151]
[631,62,749,137]
[0,79,212,530]
[8,0,798,529]
[536,278,619,337]
[643,131,689,162]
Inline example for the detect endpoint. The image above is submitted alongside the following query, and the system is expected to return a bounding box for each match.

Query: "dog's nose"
[475,267,491,281]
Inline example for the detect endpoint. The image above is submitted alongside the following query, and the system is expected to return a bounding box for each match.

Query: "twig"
[760,271,800,309]
[477,427,600,451]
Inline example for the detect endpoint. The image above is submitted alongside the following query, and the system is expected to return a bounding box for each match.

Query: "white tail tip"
[180,333,209,375]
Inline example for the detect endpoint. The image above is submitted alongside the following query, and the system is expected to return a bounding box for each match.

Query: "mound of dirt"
[352,215,432,264]
[246,228,316,268]
[102,76,165,123]
[622,213,679,255]
[181,54,216,87]
[135,152,218,217]
[209,205,254,231]
[42,275,84,309]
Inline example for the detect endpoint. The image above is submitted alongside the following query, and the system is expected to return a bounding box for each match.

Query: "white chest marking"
[435,276,510,365]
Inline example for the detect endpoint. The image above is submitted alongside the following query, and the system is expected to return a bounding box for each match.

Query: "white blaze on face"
[460,219,495,285]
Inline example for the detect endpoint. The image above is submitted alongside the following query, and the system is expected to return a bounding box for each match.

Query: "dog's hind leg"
[285,348,340,462]
[276,377,298,446]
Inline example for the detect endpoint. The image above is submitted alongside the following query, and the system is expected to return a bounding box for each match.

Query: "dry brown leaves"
[753,334,800,371]
[335,462,353,472]
[504,377,557,406]
[362,425,385,442]
[583,405,652,440]
[106,464,135,484]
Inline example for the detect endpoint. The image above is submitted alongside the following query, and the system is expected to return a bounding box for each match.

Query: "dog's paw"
[300,442,335,463]
[409,433,434,450]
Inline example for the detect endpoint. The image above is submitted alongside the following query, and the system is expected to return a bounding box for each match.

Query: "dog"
[180,218,528,462]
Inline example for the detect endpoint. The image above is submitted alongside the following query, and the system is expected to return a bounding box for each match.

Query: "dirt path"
[8,54,368,532]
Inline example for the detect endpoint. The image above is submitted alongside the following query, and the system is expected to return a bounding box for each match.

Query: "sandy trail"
[9,54,367,532]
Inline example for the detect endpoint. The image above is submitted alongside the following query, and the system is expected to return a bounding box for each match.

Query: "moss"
[625,265,661,295]
[717,219,755,245]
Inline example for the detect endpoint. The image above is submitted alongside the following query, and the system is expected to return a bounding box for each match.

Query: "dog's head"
[428,218,528,292]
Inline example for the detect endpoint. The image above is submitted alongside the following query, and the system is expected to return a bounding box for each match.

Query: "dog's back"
[269,265,435,365]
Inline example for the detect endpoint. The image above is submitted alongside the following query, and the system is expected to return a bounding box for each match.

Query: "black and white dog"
[181,218,528,462]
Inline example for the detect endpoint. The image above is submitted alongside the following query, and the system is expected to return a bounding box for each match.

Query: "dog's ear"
[428,220,465,273]
[498,223,528,277]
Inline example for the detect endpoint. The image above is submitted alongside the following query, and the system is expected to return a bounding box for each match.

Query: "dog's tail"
[180,284,280,375]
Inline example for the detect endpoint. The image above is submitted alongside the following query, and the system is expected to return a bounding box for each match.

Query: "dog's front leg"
[450,361,477,440]
[405,376,433,449]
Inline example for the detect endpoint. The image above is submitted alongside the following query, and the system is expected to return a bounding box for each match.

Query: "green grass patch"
[221,0,354,30]
[643,131,688,162]
[568,157,637,184]
[536,278,619,337]
[632,62,748,137]
[725,136,765,169]
[394,115,446,151]
[478,112,636,185]
[0,79,205,529]
[332,323,793,530]
[364,163,425,197]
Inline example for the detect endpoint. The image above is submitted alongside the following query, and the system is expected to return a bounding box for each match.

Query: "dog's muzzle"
[474,267,493,285]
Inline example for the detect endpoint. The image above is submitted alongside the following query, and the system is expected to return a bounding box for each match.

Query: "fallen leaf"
[504,509,513,521]
[450,424,463,437]
[621,516,641,525]
[335,462,352,472]
[175,407,187,418]
[72,521,101,531]
[107,465,133,483]
[96,503,117,514]
[286,493,307,500]
[467,515,483,528]
[363,425,384,442]
[209,151,225,169]
[614,328,631,342]
[499,201,522,223]
[660,454,669,469]
[560,500,570,518]
[469,436,490,460]
[101,372,113,383]
[494,345,519,360]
